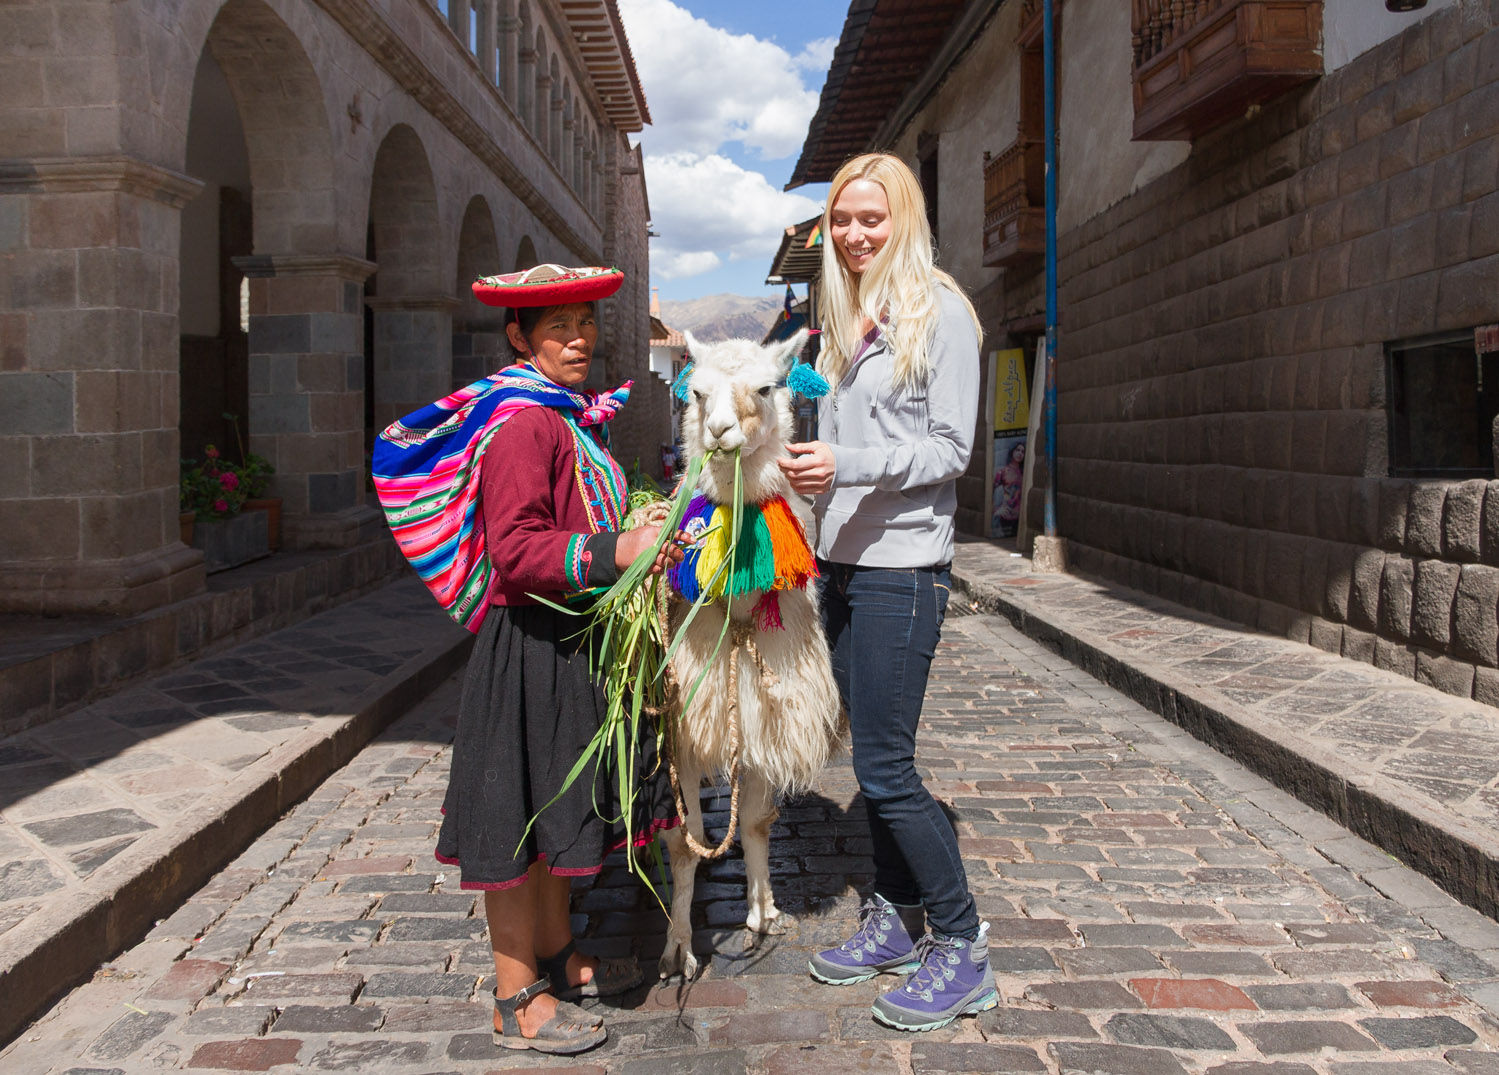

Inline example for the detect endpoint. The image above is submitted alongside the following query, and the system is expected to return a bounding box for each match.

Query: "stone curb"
[1,538,408,736]
[951,563,1499,922]
[0,622,473,1047]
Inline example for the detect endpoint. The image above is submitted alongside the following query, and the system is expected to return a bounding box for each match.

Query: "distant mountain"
[658,293,784,344]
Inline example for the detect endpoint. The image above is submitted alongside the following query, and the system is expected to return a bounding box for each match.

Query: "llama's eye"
[758,385,773,396]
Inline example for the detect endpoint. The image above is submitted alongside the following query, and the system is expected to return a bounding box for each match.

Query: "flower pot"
[179,510,195,545]
[191,510,270,573]
[242,497,282,550]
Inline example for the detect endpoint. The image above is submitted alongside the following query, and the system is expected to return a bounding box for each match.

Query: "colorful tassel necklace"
[666,493,818,629]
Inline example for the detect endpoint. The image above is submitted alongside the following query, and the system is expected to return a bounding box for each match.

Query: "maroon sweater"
[481,407,621,605]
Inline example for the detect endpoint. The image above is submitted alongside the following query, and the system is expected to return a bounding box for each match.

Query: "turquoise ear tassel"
[672,362,694,403]
[786,363,830,399]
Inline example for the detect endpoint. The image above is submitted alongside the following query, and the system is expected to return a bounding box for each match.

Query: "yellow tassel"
[693,505,733,597]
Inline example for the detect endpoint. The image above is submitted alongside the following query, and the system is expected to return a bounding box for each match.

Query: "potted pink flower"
[179,446,267,572]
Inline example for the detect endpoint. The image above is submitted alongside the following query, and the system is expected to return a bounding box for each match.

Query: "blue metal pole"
[1042,0,1059,539]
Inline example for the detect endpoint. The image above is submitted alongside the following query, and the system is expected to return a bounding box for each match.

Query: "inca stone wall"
[1033,2,1499,701]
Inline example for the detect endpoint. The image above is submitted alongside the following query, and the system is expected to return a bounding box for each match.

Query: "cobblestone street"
[6,610,1499,1075]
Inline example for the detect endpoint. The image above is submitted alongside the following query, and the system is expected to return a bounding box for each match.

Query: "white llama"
[656,328,844,981]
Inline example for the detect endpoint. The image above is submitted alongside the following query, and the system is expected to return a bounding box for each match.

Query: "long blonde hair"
[817,153,982,393]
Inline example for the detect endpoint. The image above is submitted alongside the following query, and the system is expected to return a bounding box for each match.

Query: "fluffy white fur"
[657,328,844,980]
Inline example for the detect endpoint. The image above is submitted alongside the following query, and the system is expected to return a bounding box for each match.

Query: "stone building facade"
[1,0,665,618]
[789,0,1499,702]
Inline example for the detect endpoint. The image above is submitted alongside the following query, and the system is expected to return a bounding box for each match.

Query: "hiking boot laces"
[839,898,897,962]
[900,934,964,1001]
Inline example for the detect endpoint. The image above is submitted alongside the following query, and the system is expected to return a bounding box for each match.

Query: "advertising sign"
[991,348,1030,537]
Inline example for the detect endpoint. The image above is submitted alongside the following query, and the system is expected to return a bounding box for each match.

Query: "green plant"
[626,457,665,499]
[223,412,275,499]
[180,445,247,518]
[239,452,275,500]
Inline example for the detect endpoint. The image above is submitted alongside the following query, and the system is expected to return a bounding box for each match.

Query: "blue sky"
[615,0,849,303]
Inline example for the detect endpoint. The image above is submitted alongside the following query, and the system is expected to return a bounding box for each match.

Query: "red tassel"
[752,590,783,631]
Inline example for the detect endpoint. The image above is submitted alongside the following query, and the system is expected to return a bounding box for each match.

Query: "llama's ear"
[683,330,702,358]
[773,328,810,375]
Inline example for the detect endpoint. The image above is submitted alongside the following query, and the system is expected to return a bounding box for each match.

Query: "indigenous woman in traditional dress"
[373,266,681,1055]
[778,154,996,1031]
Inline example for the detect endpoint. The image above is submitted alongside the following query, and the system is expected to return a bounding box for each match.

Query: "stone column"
[0,156,207,615]
[452,306,508,391]
[233,253,380,550]
[535,72,552,144]
[517,47,536,129]
[366,295,460,439]
[496,14,519,101]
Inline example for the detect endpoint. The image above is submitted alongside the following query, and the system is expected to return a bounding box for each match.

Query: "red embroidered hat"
[471,263,624,308]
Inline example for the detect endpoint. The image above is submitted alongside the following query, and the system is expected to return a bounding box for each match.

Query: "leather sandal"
[537,939,644,1000]
[492,978,607,1054]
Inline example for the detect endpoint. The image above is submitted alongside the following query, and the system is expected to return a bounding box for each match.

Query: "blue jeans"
[819,560,979,940]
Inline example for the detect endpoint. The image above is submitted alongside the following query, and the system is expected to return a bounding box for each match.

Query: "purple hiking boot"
[808,895,922,985]
[871,923,998,1031]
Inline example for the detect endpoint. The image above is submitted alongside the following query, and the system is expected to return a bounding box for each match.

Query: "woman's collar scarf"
[372,363,630,633]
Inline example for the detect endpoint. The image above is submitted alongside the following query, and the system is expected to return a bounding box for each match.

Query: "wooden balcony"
[983,136,1046,269]
[1131,0,1322,142]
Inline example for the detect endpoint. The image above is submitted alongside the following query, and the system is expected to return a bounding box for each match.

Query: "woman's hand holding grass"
[616,524,687,575]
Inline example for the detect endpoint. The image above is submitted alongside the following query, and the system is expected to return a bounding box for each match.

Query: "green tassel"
[728,504,778,595]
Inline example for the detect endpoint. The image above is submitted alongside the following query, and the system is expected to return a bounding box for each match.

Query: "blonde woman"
[778,153,994,1031]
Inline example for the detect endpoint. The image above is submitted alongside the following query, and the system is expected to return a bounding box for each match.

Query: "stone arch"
[365,123,451,439]
[179,43,253,467]
[453,196,504,387]
[178,0,343,542]
[515,235,539,272]
[368,124,443,297]
[203,0,337,255]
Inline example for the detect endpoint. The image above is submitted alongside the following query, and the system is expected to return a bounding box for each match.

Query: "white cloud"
[618,0,821,160]
[794,37,838,75]
[655,250,723,280]
[646,152,821,280]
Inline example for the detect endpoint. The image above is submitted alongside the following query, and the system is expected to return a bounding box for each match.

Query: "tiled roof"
[786,0,969,189]
[649,314,684,347]
[765,215,825,286]
[559,0,651,131]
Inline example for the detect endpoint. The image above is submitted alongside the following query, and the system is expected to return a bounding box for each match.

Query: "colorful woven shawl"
[667,493,817,628]
[372,364,630,632]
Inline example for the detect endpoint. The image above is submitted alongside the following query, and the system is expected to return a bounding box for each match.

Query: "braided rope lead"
[657,578,745,861]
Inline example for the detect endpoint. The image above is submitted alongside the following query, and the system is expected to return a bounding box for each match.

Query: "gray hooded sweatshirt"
[812,285,980,568]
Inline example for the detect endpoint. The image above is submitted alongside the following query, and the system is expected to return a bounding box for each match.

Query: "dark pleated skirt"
[435,601,677,890]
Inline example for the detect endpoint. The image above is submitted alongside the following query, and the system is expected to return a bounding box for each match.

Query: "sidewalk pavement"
[952,536,1499,922]
[0,577,472,1044]
[5,609,1499,1073]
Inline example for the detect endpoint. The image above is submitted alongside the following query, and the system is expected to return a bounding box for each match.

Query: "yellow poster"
[993,348,1030,433]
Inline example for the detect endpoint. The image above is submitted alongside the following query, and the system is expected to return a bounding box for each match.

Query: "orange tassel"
[761,496,816,589]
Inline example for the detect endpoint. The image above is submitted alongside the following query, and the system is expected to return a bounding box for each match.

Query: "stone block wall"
[1038,2,1499,700]
[0,164,208,614]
